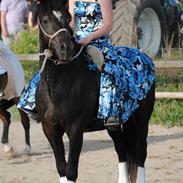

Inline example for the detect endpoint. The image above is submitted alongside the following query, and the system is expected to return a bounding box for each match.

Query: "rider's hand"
[1,31,8,37]
[79,35,93,46]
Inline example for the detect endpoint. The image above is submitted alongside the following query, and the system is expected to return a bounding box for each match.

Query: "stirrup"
[104,116,120,128]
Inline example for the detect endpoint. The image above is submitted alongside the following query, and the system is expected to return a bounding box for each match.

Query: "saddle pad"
[0,41,24,100]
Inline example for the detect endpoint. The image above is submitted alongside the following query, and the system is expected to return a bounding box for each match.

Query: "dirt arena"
[0,122,183,183]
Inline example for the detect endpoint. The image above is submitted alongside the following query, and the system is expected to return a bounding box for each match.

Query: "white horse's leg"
[60,176,67,183]
[136,166,145,183]
[118,162,128,183]
[3,143,16,159]
[67,181,75,183]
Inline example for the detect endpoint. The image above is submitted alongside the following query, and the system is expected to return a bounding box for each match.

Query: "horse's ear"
[32,2,40,26]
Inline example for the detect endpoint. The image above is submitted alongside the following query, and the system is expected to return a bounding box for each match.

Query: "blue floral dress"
[18,0,155,124]
[74,0,154,123]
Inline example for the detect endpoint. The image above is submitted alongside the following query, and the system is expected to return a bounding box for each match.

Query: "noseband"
[38,18,72,48]
[37,18,83,73]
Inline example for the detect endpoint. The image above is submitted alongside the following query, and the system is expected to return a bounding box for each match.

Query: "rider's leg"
[97,71,120,129]
[17,71,40,121]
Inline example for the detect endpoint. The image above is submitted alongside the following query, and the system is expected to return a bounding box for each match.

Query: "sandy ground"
[0,121,183,183]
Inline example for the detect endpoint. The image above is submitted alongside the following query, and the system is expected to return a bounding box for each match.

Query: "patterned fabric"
[75,0,155,123]
[17,71,40,112]
[18,0,155,124]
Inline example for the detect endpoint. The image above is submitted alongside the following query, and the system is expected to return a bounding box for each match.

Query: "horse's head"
[34,0,75,64]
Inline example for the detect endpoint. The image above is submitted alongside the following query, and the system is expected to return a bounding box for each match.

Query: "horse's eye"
[42,19,48,24]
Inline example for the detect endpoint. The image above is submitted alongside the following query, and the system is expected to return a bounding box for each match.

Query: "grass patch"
[151,100,183,127]
[8,106,20,121]
[155,68,183,92]
[159,48,183,61]
[21,61,39,84]
[12,28,39,54]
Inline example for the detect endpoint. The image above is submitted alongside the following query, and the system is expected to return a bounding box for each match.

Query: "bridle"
[38,18,72,48]
[37,17,84,73]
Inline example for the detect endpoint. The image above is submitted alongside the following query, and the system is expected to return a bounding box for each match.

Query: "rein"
[38,18,84,73]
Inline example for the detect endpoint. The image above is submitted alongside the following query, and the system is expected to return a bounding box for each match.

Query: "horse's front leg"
[42,122,67,182]
[66,127,83,183]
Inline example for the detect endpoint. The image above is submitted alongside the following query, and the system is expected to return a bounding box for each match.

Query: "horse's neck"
[73,41,83,58]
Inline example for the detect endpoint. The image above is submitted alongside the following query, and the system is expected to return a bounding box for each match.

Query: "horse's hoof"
[3,144,16,159]
[60,176,67,183]
[0,90,5,97]
[23,144,31,155]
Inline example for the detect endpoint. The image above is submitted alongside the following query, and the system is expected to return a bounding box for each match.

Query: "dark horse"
[35,0,155,182]
[0,68,30,158]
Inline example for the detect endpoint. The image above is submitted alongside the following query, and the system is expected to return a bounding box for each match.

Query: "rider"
[68,0,155,128]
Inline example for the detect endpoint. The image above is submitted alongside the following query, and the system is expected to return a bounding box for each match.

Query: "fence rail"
[17,54,183,68]
[155,92,183,99]
[17,54,183,99]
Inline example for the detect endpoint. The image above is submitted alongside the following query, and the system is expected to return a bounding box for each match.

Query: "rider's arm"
[79,0,113,45]
[68,0,75,28]
[0,11,8,37]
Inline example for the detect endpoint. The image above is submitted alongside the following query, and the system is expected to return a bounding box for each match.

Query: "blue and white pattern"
[17,71,40,112]
[75,0,155,123]
[17,0,155,124]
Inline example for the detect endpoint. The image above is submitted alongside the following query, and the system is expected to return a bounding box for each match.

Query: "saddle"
[86,45,104,72]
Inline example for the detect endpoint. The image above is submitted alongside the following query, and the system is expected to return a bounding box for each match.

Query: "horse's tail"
[124,83,155,183]
[126,142,138,183]
[124,121,138,183]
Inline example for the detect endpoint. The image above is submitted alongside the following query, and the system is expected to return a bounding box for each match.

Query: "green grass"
[150,100,183,127]
[12,28,39,54]
[8,106,20,121]
[155,69,183,92]
[151,69,183,126]
[21,61,39,84]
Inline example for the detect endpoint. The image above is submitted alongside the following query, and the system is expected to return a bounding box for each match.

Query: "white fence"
[17,54,183,99]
